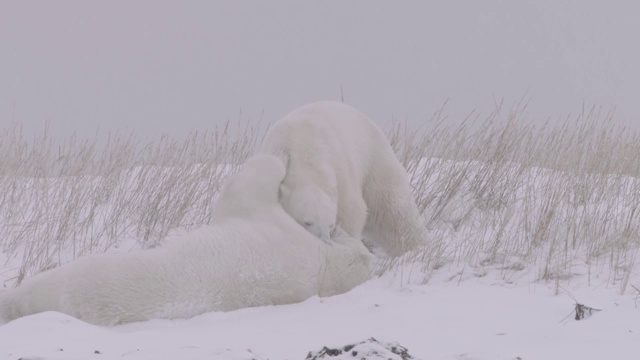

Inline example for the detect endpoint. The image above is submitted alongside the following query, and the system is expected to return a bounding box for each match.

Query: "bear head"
[278,183,338,243]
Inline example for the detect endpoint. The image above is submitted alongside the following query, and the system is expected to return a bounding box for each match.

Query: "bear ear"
[278,184,291,200]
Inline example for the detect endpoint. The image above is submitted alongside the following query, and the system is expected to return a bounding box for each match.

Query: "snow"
[1,262,639,360]
[2,156,640,359]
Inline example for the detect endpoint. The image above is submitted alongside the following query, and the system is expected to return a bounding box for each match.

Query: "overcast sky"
[1,1,639,139]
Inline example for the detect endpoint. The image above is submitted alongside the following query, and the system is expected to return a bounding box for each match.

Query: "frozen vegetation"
[1,104,639,359]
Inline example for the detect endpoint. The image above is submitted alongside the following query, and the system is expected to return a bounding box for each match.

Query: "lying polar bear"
[260,101,425,256]
[0,154,372,326]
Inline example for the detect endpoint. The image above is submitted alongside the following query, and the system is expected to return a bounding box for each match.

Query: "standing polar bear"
[0,154,372,326]
[260,101,425,256]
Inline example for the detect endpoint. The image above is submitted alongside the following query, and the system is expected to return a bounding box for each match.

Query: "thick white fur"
[0,154,372,326]
[260,101,425,256]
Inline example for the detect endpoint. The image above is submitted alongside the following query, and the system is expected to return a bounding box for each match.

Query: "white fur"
[0,154,372,326]
[260,101,425,256]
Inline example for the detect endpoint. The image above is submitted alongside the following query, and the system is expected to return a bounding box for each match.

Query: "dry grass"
[388,102,640,293]
[1,103,640,293]
[0,120,261,285]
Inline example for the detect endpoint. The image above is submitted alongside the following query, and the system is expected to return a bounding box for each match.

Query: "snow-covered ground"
[2,154,640,359]
[1,260,638,360]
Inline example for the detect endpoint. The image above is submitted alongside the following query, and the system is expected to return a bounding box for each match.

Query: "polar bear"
[0,154,372,326]
[259,101,425,256]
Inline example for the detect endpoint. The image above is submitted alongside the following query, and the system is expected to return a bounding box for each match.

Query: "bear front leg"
[336,194,368,242]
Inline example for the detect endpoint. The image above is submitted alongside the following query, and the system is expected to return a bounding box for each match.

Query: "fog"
[1,1,639,139]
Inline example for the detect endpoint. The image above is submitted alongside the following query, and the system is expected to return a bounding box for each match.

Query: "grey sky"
[1,1,639,139]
